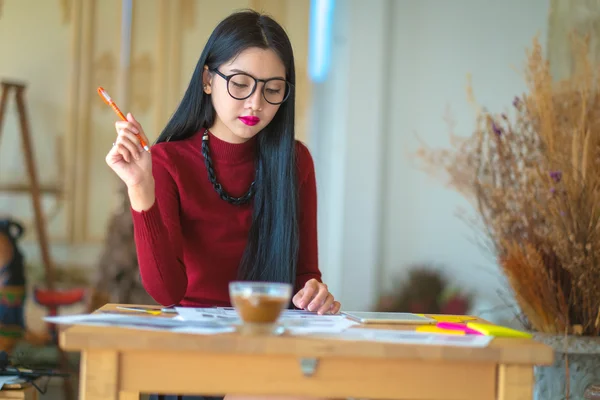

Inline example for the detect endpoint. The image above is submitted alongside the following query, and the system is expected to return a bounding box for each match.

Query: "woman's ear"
[202,65,212,94]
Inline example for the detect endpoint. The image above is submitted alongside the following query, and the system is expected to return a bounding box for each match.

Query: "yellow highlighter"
[416,325,466,335]
[415,314,477,323]
[466,322,532,338]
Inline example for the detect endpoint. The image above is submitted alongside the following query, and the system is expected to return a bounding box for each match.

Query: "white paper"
[170,326,236,334]
[45,309,357,336]
[44,313,234,334]
[43,310,491,345]
[0,376,21,389]
[283,317,358,334]
[175,307,359,334]
[322,328,493,347]
[175,307,239,323]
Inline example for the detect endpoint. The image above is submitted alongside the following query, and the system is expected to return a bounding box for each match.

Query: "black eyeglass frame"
[209,68,294,105]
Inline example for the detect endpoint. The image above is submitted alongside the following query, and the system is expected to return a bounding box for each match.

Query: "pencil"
[97,87,150,151]
[115,306,161,315]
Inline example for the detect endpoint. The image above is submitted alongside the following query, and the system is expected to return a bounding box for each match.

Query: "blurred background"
[0,0,586,365]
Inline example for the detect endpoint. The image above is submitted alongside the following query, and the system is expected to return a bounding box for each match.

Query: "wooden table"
[0,382,38,400]
[59,304,554,400]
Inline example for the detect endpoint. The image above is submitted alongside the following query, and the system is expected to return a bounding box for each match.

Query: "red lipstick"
[239,116,260,126]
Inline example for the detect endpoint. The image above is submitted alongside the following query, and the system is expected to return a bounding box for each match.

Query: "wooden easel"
[0,80,74,400]
[0,80,55,290]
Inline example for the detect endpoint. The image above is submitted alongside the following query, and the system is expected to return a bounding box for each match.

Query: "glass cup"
[229,281,292,335]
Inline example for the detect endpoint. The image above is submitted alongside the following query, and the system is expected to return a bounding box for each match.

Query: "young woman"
[105,9,340,400]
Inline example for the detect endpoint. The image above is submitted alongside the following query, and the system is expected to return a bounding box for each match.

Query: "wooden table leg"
[497,365,534,400]
[78,350,119,400]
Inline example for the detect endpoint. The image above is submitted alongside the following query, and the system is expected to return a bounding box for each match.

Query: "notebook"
[342,311,436,325]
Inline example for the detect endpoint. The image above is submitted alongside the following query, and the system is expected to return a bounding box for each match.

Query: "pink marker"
[437,322,483,335]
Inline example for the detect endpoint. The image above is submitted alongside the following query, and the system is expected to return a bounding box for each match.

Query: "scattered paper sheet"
[0,376,21,390]
[174,307,239,324]
[44,313,234,334]
[45,309,355,335]
[170,326,236,334]
[321,328,493,347]
[284,316,359,335]
[43,310,492,346]
[175,307,359,334]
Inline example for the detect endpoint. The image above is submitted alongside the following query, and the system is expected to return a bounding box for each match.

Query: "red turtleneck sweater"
[130,129,321,307]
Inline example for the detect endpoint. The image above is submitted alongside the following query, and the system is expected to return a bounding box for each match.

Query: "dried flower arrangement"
[416,35,600,337]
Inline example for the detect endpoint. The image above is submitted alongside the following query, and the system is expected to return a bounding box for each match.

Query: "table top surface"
[59,303,554,366]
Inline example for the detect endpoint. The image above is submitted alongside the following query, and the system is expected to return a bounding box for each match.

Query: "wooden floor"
[35,380,155,400]
[31,378,77,400]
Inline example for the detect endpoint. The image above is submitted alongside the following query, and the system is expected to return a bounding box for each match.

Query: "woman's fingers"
[115,139,138,162]
[115,142,132,163]
[317,293,335,315]
[126,112,142,132]
[329,301,341,314]
[115,120,138,134]
[119,129,144,150]
[307,284,329,312]
[126,113,151,148]
[116,119,149,152]
[115,129,142,161]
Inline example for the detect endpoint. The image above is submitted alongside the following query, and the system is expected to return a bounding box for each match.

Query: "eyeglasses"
[210,68,293,105]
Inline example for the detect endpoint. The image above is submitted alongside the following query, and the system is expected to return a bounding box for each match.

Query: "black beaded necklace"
[201,131,256,206]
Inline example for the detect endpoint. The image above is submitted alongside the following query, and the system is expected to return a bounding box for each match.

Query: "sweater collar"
[199,127,257,164]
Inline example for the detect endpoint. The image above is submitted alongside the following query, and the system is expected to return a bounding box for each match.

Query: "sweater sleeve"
[295,142,322,292]
[130,145,187,306]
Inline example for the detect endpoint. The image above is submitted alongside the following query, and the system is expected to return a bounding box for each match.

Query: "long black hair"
[155,10,299,287]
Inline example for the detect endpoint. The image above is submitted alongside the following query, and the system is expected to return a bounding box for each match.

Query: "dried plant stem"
[416,33,600,337]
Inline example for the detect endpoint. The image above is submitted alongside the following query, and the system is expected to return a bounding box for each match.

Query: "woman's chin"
[232,124,262,141]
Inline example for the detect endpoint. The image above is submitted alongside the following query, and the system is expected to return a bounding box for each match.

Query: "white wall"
[309,0,391,312]
[310,0,550,322]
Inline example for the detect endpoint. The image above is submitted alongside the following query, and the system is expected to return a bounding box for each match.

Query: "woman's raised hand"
[105,113,152,188]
